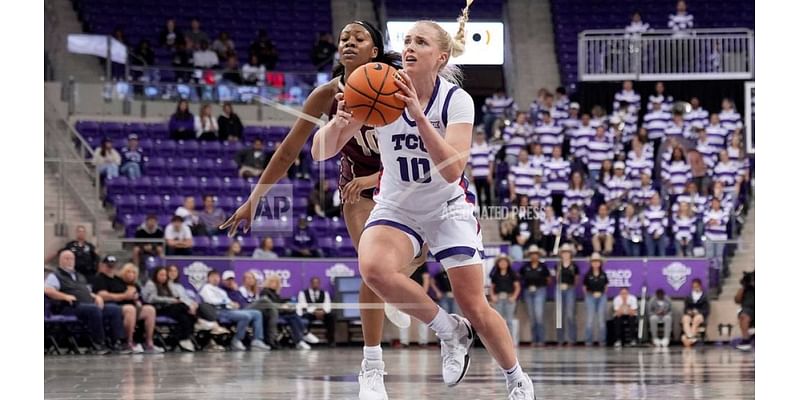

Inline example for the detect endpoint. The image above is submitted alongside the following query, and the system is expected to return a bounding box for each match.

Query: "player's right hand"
[331,93,353,130]
[219,198,253,237]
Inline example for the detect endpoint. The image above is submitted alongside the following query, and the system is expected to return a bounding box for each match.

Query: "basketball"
[343,62,406,127]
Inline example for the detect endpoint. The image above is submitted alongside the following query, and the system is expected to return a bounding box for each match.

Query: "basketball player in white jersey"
[311,4,536,399]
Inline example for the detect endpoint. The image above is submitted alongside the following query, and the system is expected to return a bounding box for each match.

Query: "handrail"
[579,28,754,36]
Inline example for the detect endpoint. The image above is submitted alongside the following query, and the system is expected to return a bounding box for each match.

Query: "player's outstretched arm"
[311,93,363,161]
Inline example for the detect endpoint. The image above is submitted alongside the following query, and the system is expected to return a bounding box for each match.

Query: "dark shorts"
[738,307,755,321]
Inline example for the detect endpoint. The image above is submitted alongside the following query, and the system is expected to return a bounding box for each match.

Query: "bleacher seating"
[73,0,332,72]
[550,0,755,87]
[383,0,506,20]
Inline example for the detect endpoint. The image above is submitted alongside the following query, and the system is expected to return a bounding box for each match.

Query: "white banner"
[386,21,504,65]
[67,34,128,64]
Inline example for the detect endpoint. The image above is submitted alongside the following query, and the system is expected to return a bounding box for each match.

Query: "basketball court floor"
[44,346,754,399]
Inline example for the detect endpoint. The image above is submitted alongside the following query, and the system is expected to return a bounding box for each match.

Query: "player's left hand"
[342,174,378,204]
[393,70,424,120]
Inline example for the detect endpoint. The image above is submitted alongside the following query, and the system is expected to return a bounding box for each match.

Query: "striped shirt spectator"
[559,106,582,135]
[551,108,570,127]
[563,172,594,215]
[529,170,552,207]
[613,81,641,114]
[483,92,516,119]
[591,210,615,237]
[585,127,614,173]
[644,103,672,140]
[509,151,537,200]
[673,183,707,215]
[664,116,691,140]
[685,97,709,128]
[625,12,650,36]
[570,114,594,161]
[630,174,657,208]
[668,1,694,37]
[727,134,751,179]
[503,116,534,162]
[590,105,609,130]
[555,87,571,111]
[626,140,654,187]
[541,209,563,237]
[565,206,589,243]
[603,162,632,207]
[469,140,493,179]
[705,114,729,150]
[703,199,729,241]
[544,147,571,194]
[709,181,735,214]
[712,151,741,193]
[534,113,564,156]
[643,197,668,237]
[662,147,692,195]
[672,206,697,243]
[719,99,743,133]
[695,130,719,173]
[647,82,673,111]
[619,206,644,243]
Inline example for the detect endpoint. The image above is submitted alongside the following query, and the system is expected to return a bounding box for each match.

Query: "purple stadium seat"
[217,196,235,213]
[317,237,334,257]
[196,158,216,177]
[154,139,176,158]
[140,195,163,215]
[239,236,259,254]
[221,141,244,158]
[211,235,232,254]
[145,156,166,176]
[308,218,330,235]
[125,122,147,137]
[76,121,99,136]
[292,197,309,214]
[175,176,200,195]
[105,176,130,197]
[176,140,200,159]
[199,176,223,195]
[115,194,138,215]
[101,122,125,138]
[139,138,155,154]
[164,195,184,213]
[192,236,211,255]
[167,157,191,177]
[200,141,222,159]
[131,176,153,195]
[222,177,246,197]
[148,124,169,139]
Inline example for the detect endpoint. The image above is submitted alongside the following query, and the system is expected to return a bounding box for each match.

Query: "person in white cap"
[583,253,609,346]
[120,133,144,179]
[556,244,579,346]
[559,102,581,137]
[602,161,632,212]
[518,245,550,346]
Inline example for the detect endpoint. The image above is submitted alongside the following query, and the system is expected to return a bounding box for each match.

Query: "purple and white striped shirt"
[543,158,571,194]
[534,122,564,156]
[642,205,668,236]
[503,123,534,158]
[644,110,672,140]
[661,160,692,195]
[591,215,615,236]
[703,208,729,241]
[672,215,697,242]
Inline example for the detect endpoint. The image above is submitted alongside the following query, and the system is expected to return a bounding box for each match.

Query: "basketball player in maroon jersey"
[220,21,423,399]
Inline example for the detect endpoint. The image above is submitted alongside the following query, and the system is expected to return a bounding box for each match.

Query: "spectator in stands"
[159,18,184,49]
[534,111,563,157]
[194,103,219,141]
[45,250,124,354]
[643,193,669,256]
[562,172,592,217]
[709,180,734,213]
[625,11,650,36]
[211,31,235,60]
[518,246,549,346]
[664,112,690,141]
[619,204,644,257]
[311,32,337,71]
[94,260,163,353]
[586,126,614,185]
[590,105,608,130]
[555,86,570,111]
[544,146,570,210]
[533,92,561,125]
[297,276,337,346]
[598,159,614,187]
[164,215,193,256]
[612,287,638,347]
[695,127,719,181]
[509,150,535,203]
[164,265,228,334]
[291,218,320,258]
[236,271,279,347]
[184,18,209,50]
[119,134,144,179]
[631,173,657,208]
[175,196,201,233]
[198,195,226,237]
[583,253,609,346]
[648,288,672,347]
[250,30,279,70]
[647,82,673,111]
[591,203,615,256]
[673,202,697,256]
[171,41,193,82]
[668,0,694,37]
[92,138,121,180]
[217,102,243,142]
[309,179,340,218]
[131,39,155,72]
[468,131,493,209]
[719,98,743,133]
[133,214,164,276]
[432,268,458,314]
[528,168,551,210]
[705,113,729,150]
[142,267,196,352]
[502,111,533,165]
[734,271,755,351]
[168,100,195,140]
[662,146,692,199]
[703,197,729,269]
[614,80,641,114]
[539,206,561,255]
[286,140,312,179]
[569,113,594,164]
[193,40,219,69]
[560,102,581,138]
[221,55,242,85]
[644,99,670,150]
[556,244,579,346]
[235,138,270,178]
[242,54,266,86]
[603,161,631,211]
[483,88,516,137]
[262,275,316,349]
[681,279,709,347]
[713,150,742,194]
[253,237,279,259]
[489,254,520,334]
[675,181,707,233]
[199,270,270,351]
[225,241,243,257]
[62,225,100,277]
[400,265,432,347]
[685,96,709,128]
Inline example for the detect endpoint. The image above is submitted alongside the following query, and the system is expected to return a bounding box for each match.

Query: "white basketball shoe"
[439,314,475,387]
[359,359,388,400]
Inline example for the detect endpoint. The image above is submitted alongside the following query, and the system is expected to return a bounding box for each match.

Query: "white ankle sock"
[503,361,526,387]
[427,308,459,339]
[363,345,383,365]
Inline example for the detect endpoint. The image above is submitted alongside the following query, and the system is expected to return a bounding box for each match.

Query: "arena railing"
[577,28,754,81]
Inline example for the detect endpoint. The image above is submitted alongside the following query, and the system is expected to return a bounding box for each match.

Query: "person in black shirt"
[217,102,243,142]
[63,225,100,277]
[490,254,520,333]
[133,215,164,281]
[518,245,550,346]
[681,279,710,347]
[582,252,609,346]
[735,271,755,351]
[400,264,431,346]
[249,30,279,70]
[432,269,458,314]
[556,244,579,346]
[93,258,162,353]
[311,32,337,71]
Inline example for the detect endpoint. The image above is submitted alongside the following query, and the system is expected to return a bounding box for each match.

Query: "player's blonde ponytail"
[450,0,472,58]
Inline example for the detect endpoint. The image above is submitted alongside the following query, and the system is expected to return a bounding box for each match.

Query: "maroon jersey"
[331,80,382,199]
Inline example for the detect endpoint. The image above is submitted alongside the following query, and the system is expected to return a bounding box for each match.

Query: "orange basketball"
[343,62,406,127]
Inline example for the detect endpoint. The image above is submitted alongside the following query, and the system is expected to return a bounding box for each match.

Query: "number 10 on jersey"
[396,156,431,183]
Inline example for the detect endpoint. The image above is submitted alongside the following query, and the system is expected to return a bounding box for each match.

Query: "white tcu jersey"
[374,77,475,212]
